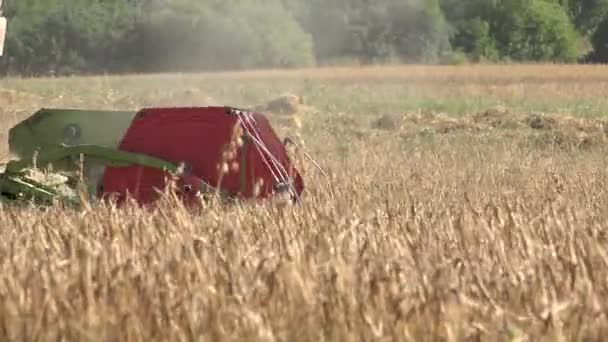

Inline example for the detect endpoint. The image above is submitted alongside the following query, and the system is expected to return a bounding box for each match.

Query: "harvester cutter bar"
[0,172,68,206]
[0,144,188,207]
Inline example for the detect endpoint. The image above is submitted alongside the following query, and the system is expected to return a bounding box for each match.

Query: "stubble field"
[2,64,608,341]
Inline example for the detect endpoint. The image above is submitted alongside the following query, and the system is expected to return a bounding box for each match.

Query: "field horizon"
[1,64,608,341]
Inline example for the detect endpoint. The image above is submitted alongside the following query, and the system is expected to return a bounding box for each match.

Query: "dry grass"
[2,64,608,341]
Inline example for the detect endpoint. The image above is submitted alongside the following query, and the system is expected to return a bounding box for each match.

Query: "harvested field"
[1,64,608,341]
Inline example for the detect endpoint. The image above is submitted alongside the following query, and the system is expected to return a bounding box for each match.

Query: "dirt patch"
[262,93,302,115]
[523,114,558,130]
[392,108,608,150]
[253,93,322,133]
[371,114,399,130]
[471,107,522,129]
[399,111,484,134]
[255,93,317,116]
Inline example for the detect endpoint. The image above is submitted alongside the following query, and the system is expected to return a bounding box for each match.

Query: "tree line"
[3,0,608,76]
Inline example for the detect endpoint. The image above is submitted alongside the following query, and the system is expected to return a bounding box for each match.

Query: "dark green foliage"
[449,17,498,62]
[128,0,315,72]
[557,0,608,35]
[289,0,450,64]
[497,0,581,62]
[0,0,315,75]
[0,0,604,75]
[442,0,582,62]
[588,18,608,62]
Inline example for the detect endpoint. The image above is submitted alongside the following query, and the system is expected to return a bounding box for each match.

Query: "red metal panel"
[98,106,304,206]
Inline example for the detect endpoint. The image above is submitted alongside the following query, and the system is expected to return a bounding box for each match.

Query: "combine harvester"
[0,6,306,209]
[1,107,306,208]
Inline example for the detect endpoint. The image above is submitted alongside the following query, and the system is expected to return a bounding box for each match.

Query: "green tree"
[451,17,499,62]
[290,0,451,64]
[497,0,580,61]
[0,0,597,76]
[556,0,608,36]
[388,0,451,62]
[0,0,315,75]
[588,17,608,62]
[441,0,582,62]
[127,0,314,72]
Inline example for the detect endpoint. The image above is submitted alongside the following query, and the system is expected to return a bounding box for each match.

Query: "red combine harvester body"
[98,107,304,206]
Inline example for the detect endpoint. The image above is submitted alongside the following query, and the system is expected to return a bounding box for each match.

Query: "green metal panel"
[8,108,137,164]
[7,108,137,195]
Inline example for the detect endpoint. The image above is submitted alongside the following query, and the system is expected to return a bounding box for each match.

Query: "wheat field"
[2,64,608,341]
